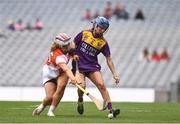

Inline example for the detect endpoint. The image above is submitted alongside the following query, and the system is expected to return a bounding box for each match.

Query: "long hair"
[50,42,60,52]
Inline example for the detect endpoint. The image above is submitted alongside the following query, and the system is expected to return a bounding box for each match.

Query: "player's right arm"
[57,63,77,85]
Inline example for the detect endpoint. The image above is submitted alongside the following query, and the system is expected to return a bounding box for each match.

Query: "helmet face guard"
[55,33,71,47]
[94,16,109,31]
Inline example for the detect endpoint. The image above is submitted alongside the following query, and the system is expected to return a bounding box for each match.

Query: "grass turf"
[0,101,180,123]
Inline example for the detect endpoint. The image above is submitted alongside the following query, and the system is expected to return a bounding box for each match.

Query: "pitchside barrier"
[0,87,155,102]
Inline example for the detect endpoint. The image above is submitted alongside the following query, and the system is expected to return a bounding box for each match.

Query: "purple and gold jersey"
[74,30,111,72]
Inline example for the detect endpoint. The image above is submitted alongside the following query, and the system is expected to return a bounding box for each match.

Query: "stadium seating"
[0,0,179,92]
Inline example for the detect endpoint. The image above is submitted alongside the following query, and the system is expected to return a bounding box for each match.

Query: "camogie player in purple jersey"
[71,16,120,118]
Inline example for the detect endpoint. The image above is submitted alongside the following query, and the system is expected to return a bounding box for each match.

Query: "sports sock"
[38,103,45,110]
[78,97,83,102]
[49,105,56,113]
[107,102,113,112]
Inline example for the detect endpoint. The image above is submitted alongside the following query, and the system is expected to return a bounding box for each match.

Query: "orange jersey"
[45,49,69,70]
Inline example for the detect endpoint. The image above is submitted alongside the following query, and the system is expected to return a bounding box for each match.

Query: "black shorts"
[44,78,57,85]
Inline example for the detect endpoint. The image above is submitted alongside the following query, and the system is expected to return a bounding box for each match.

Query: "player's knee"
[46,96,53,102]
[97,83,106,91]
[57,84,66,91]
[54,85,65,96]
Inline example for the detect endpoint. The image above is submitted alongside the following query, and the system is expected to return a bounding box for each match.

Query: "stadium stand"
[0,0,180,95]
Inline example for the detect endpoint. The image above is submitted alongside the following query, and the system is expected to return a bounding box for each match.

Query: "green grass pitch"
[0,101,180,123]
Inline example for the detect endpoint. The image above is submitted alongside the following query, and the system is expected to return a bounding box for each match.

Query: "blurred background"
[0,0,180,102]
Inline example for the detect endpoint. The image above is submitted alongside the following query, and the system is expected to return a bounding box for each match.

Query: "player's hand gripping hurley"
[75,61,107,111]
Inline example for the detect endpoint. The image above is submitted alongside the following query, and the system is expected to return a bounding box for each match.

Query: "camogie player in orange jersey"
[32,33,79,117]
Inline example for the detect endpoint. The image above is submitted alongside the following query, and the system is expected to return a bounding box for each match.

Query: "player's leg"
[76,72,86,114]
[88,71,120,118]
[32,81,57,116]
[47,73,68,116]
[71,60,86,114]
[43,80,57,105]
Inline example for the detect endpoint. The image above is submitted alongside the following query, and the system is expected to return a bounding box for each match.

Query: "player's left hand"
[113,74,120,84]
[73,55,79,61]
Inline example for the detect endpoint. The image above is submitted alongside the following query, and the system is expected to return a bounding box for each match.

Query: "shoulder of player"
[99,36,108,45]
[55,50,68,61]
[83,29,91,32]
[82,29,91,34]
[53,49,64,56]
[102,37,107,42]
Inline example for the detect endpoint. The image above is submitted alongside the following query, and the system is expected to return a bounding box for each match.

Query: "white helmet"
[55,33,71,46]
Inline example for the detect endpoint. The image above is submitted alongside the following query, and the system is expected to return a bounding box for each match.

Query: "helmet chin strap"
[103,28,109,34]
[94,32,103,37]
[93,24,108,37]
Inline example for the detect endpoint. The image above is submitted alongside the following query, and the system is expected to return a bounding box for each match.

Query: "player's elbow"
[58,63,69,72]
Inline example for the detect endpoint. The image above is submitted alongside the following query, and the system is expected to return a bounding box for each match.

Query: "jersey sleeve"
[102,42,111,57]
[55,55,67,65]
[74,31,83,46]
